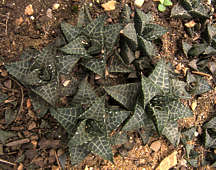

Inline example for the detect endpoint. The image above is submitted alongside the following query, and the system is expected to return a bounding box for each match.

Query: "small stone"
[52,3,60,10]
[134,0,145,8]
[15,17,24,26]
[191,100,197,111]
[150,140,161,152]
[46,8,53,19]
[25,4,34,15]
[185,20,196,28]
[101,0,116,11]
[4,79,12,89]
[156,151,178,170]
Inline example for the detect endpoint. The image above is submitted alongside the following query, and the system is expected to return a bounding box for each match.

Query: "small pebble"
[134,0,145,8]
[25,4,34,15]
[101,0,116,11]
[150,140,161,152]
[52,3,60,10]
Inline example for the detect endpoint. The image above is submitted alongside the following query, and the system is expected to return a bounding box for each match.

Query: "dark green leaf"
[171,3,192,19]
[31,81,59,106]
[60,23,80,42]
[110,132,128,145]
[68,144,90,165]
[206,23,216,42]
[123,103,153,132]
[5,57,43,86]
[167,100,193,121]
[72,78,97,105]
[50,107,83,134]
[205,129,216,149]
[122,23,138,51]
[152,107,169,132]
[104,24,122,56]
[142,24,167,41]
[69,120,95,146]
[106,109,131,133]
[162,121,180,146]
[82,15,105,50]
[79,96,106,122]
[138,36,158,57]
[203,46,216,55]
[204,117,216,132]
[170,79,191,99]
[57,54,81,75]
[182,41,192,57]
[108,53,134,73]
[88,136,113,163]
[189,4,210,19]
[149,60,170,94]
[120,42,136,64]
[0,91,8,103]
[188,43,208,57]
[77,5,92,27]
[120,4,131,23]
[60,37,88,56]
[81,57,105,77]
[104,83,140,110]
[134,9,153,34]
[194,76,212,95]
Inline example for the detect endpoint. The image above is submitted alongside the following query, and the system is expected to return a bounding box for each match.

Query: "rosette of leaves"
[171,0,211,20]
[140,60,193,146]
[119,6,167,66]
[5,4,211,167]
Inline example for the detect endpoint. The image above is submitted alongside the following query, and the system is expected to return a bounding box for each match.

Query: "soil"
[0,0,216,169]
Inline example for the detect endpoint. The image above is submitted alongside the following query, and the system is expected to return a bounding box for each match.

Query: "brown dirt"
[0,0,216,169]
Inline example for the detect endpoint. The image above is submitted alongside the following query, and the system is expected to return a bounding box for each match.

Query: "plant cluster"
[4,4,212,166]
[158,0,173,12]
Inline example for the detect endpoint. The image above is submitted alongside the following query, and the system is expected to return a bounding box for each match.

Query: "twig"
[192,71,212,78]
[0,158,16,166]
[55,150,62,170]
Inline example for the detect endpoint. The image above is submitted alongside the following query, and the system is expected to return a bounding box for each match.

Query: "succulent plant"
[4,4,212,166]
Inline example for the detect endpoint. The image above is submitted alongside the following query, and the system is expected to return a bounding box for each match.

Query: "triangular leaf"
[110,132,128,145]
[72,78,97,105]
[104,83,140,110]
[68,120,95,146]
[149,60,170,94]
[104,24,122,56]
[108,54,134,73]
[122,23,138,51]
[61,22,80,42]
[138,36,158,58]
[162,121,180,146]
[88,136,113,163]
[31,81,59,106]
[142,24,167,41]
[79,96,106,122]
[170,79,191,99]
[57,54,81,75]
[81,57,105,77]
[60,37,88,56]
[68,144,90,165]
[123,103,152,132]
[50,107,83,134]
[134,9,153,35]
[77,5,92,27]
[106,108,131,133]
[167,100,193,121]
